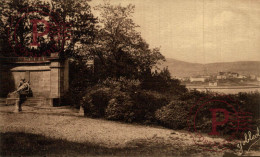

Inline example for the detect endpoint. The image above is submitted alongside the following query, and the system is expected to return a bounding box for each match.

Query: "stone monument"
[0,53,69,106]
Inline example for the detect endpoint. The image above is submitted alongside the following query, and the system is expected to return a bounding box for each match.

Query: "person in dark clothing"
[18,78,25,89]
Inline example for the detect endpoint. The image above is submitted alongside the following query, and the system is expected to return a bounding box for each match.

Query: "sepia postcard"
[0,0,259,156]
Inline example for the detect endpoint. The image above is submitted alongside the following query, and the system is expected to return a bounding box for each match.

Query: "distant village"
[178,72,260,87]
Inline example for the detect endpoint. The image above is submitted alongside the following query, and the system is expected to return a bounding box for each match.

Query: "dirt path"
[0,106,190,147]
[0,105,258,156]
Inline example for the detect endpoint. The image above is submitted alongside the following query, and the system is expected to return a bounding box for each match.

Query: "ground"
[0,105,259,156]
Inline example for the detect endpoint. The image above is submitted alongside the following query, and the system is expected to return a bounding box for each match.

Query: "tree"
[141,67,188,96]
[92,3,165,79]
[50,0,97,59]
[0,0,32,56]
[0,0,96,58]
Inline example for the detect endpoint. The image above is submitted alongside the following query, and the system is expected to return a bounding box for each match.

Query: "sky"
[89,0,260,64]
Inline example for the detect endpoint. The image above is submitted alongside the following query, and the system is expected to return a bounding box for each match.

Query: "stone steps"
[0,98,6,106]
[0,97,47,106]
[22,97,46,106]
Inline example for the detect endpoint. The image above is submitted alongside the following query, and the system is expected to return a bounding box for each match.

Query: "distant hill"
[159,58,260,77]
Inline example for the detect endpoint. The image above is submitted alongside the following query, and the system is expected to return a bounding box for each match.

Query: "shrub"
[237,92,260,115]
[131,90,169,123]
[155,101,189,129]
[81,77,169,123]
[80,78,260,138]
[105,93,135,122]
[156,91,260,138]
[178,90,208,102]
[81,77,139,119]
[81,86,111,118]
[233,92,260,126]
[102,77,140,92]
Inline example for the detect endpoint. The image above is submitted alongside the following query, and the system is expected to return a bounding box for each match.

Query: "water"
[186,86,260,94]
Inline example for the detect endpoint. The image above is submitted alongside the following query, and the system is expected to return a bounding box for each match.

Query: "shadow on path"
[0,132,205,156]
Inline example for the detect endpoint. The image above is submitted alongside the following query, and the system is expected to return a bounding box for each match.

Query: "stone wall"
[30,71,51,97]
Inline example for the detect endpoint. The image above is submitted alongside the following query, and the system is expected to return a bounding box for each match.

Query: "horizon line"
[165,58,260,65]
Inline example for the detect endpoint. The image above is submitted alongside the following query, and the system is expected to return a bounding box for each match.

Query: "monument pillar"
[49,53,67,106]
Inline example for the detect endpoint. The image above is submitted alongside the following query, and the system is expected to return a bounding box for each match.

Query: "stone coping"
[0,55,63,63]
[0,57,51,63]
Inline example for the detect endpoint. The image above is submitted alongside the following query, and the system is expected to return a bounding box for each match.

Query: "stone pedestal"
[79,106,84,116]
[14,99,22,112]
